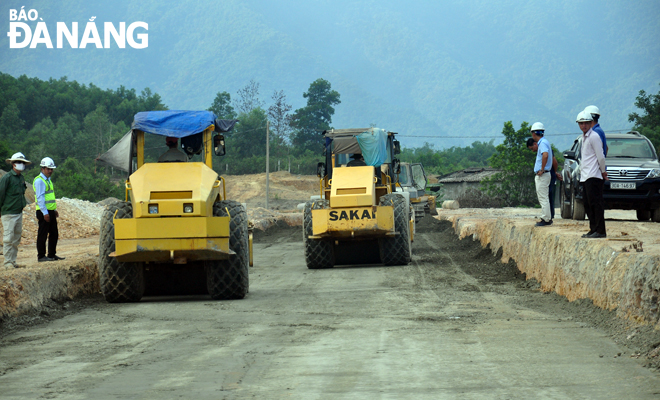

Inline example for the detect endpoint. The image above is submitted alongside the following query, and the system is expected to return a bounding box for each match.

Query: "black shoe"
[38,257,54,262]
[50,255,66,261]
[581,231,595,238]
[535,220,552,227]
[585,232,607,239]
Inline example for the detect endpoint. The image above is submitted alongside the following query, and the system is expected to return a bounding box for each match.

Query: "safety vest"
[33,175,57,211]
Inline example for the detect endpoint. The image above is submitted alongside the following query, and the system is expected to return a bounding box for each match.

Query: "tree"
[267,90,293,146]
[291,79,341,153]
[230,108,268,158]
[208,91,236,120]
[53,157,123,201]
[235,80,264,115]
[0,102,26,144]
[628,83,660,154]
[482,121,537,207]
[0,139,10,171]
[83,106,113,157]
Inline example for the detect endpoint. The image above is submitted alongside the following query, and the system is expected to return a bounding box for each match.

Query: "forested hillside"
[0,72,497,202]
[1,0,657,151]
[0,73,166,200]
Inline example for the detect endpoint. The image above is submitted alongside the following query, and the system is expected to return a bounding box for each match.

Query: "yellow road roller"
[97,111,251,302]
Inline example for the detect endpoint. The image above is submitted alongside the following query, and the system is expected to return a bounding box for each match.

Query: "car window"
[569,138,581,159]
[607,139,655,159]
[334,154,350,166]
[398,166,410,185]
[411,164,427,191]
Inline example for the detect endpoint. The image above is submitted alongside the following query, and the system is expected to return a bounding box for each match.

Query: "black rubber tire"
[636,209,651,221]
[651,208,660,223]
[205,201,249,300]
[99,201,145,303]
[303,200,334,269]
[378,194,411,266]
[571,188,585,220]
[559,182,572,219]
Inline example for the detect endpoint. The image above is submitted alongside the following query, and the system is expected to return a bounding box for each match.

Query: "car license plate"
[610,182,636,189]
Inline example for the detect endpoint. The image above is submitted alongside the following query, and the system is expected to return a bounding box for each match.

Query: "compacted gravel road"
[1,218,659,399]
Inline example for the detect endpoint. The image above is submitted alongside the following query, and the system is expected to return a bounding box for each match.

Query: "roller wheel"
[378,194,411,266]
[206,201,249,299]
[303,200,334,269]
[99,201,145,303]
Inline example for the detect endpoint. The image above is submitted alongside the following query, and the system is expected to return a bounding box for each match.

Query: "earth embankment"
[436,208,660,329]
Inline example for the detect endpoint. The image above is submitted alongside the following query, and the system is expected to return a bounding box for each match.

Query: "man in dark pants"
[33,157,65,262]
[527,138,562,219]
[576,111,608,238]
[1,152,31,269]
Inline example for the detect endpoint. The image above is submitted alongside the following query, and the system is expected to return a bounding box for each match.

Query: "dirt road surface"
[1,218,660,399]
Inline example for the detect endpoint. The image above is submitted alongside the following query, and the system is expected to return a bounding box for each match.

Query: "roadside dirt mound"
[225,171,317,210]
[248,207,302,231]
[253,219,301,243]
[0,198,103,245]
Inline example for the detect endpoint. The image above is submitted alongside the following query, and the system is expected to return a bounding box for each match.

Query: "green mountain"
[1,0,658,150]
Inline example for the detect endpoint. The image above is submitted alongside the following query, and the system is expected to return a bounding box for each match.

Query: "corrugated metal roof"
[437,167,501,183]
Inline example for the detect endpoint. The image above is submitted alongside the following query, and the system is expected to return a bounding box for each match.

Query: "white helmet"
[584,105,600,116]
[40,157,57,169]
[6,152,31,164]
[530,122,545,132]
[576,110,593,123]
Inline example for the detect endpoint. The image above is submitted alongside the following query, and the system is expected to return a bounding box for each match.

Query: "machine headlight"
[183,204,193,213]
[646,168,660,179]
[148,204,159,214]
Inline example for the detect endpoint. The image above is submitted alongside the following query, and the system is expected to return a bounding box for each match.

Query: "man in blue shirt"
[530,122,553,226]
[33,157,65,262]
[585,105,607,156]
[527,138,562,220]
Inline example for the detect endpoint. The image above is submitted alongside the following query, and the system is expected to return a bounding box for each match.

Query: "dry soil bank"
[436,207,660,329]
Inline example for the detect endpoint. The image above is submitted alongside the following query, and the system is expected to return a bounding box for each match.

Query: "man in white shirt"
[576,111,608,238]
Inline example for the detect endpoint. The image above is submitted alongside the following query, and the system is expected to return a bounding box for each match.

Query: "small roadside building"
[436,167,501,200]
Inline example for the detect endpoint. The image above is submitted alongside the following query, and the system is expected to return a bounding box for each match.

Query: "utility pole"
[265,121,270,210]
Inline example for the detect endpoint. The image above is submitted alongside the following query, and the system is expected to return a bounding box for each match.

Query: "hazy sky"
[2,0,659,150]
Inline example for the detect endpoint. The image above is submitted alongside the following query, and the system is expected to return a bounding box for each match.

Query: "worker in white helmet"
[584,105,607,156]
[33,157,65,262]
[530,122,554,226]
[0,152,31,269]
[527,137,562,220]
[576,111,607,238]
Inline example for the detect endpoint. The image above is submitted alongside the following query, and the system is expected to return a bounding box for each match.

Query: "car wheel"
[560,182,572,219]
[652,208,660,223]
[636,209,651,221]
[571,187,585,220]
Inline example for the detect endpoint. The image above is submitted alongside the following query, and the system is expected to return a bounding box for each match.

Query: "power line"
[398,128,634,139]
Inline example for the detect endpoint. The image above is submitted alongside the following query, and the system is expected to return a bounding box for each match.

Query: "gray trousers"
[2,213,23,267]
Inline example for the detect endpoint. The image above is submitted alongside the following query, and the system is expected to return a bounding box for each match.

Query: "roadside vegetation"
[1,72,657,205]
[628,83,660,155]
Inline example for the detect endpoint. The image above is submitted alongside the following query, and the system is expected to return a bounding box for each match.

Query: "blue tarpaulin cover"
[132,110,238,137]
[356,128,389,166]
